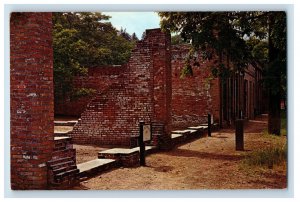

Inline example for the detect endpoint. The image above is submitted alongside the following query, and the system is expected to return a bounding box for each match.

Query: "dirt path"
[73,115,287,190]
[74,144,112,164]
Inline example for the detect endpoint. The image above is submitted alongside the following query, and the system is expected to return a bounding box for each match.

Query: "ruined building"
[10,13,264,189]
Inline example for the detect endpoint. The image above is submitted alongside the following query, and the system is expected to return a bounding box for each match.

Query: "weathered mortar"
[10,12,54,190]
[70,29,172,147]
[171,44,220,129]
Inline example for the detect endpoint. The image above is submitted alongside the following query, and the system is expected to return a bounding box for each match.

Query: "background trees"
[158,12,287,135]
[53,12,135,103]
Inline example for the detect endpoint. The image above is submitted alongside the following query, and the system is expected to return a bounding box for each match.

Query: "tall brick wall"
[70,29,171,146]
[10,13,54,189]
[171,45,220,129]
[55,65,126,116]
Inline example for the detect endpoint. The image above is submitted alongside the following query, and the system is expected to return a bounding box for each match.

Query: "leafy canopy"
[53,12,135,102]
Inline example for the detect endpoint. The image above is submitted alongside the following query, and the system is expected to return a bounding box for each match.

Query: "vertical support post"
[139,121,146,166]
[235,119,244,151]
[239,110,243,119]
[208,113,211,137]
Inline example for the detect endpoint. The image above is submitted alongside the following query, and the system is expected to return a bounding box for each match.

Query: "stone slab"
[77,159,116,173]
[54,121,78,126]
[98,146,156,155]
[188,125,208,130]
[54,136,71,141]
[171,130,192,134]
[171,133,183,139]
[185,129,197,133]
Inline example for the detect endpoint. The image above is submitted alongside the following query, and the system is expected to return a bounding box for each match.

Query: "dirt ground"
[72,115,287,190]
[74,144,112,164]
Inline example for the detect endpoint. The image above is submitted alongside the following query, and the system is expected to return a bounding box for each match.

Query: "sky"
[102,12,161,39]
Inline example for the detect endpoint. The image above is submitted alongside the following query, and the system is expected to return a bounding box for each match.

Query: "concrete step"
[77,159,117,178]
[171,129,191,135]
[98,145,157,156]
[98,146,158,167]
[171,133,184,145]
[188,125,208,130]
[171,133,183,139]
[54,120,78,126]
[54,136,72,141]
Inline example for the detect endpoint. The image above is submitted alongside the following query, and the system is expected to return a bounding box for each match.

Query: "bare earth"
[74,144,112,164]
[73,115,287,190]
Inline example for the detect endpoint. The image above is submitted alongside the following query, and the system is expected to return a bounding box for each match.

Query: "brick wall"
[10,13,54,189]
[47,137,79,189]
[171,45,220,129]
[70,29,172,146]
[55,65,126,116]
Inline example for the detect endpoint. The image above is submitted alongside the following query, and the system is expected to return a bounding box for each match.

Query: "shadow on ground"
[167,148,244,161]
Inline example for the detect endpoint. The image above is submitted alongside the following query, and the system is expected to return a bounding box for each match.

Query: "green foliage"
[242,143,287,169]
[53,12,135,102]
[246,38,268,65]
[180,63,193,78]
[211,63,232,79]
[71,88,97,100]
[171,34,186,45]
[131,32,139,41]
[159,12,287,135]
[159,12,251,72]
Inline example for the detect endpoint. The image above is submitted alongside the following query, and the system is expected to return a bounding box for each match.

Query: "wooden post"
[208,113,211,137]
[235,119,244,151]
[139,121,146,166]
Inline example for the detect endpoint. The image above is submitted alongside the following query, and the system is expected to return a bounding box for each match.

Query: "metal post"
[235,119,244,151]
[139,121,146,166]
[208,113,211,137]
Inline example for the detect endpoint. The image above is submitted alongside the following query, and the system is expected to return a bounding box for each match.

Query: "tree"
[131,32,139,41]
[171,34,187,45]
[53,12,135,103]
[119,27,132,41]
[158,12,287,135]
[265,12,287,135]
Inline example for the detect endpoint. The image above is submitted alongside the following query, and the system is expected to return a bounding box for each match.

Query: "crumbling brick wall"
[70,29,172,146]
[55,65,126,116]
[171,44,220,129]
[10,12,54,189]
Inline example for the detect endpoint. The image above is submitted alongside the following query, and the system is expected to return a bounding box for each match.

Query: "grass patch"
[242,143,287,169]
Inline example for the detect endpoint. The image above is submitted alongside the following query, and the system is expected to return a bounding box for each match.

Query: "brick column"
[146,29,172,132]
[10,12,54,190]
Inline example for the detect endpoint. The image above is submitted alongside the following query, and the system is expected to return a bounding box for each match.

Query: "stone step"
[77,159,117,178]
[98,145,157,156]
[98,146,158,167]
[54,169,80,182]
[52,165,77,175]
[171,133,183,139]
[54,136,72,141]
[54,121,78,126]
[171,133,184,145]
[51,160,76,170]
[48,156,74,165]
[188,125,208,130]
[171,130,192,135]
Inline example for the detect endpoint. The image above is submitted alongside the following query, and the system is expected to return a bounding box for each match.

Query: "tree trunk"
[268,90,281,135]
[267,13,281,135]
